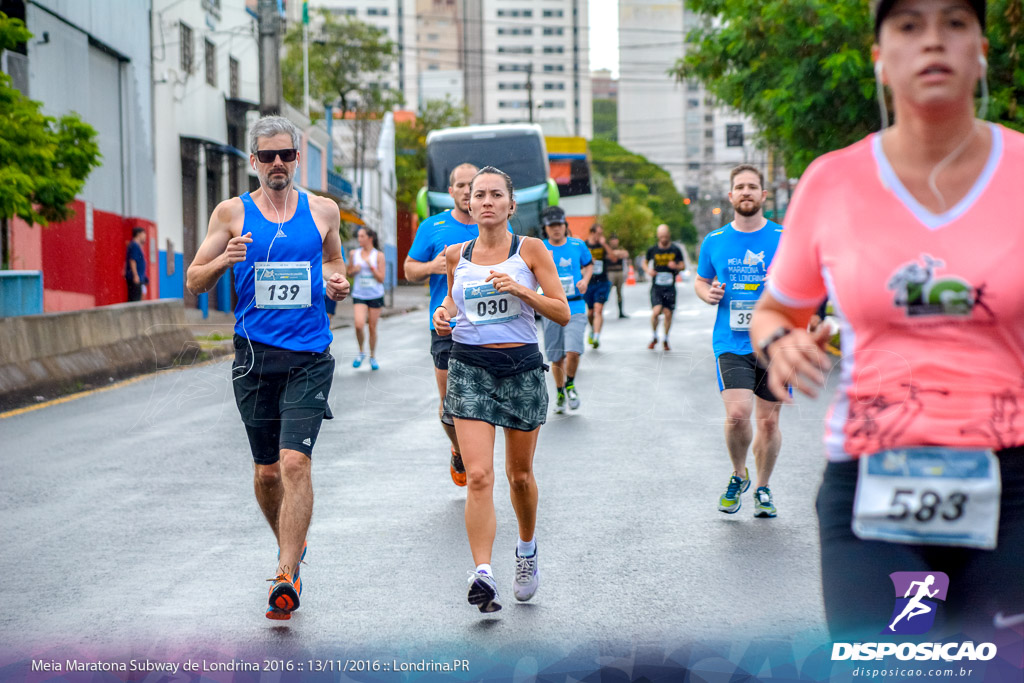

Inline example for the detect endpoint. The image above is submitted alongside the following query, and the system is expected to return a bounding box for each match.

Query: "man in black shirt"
[644,224,685,350]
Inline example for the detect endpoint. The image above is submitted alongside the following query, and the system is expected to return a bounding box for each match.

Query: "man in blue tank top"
[695,164,784,520]
[186,115,349,620]
[404,162,479,487]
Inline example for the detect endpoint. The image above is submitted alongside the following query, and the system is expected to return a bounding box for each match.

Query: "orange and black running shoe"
[450,447,467,487]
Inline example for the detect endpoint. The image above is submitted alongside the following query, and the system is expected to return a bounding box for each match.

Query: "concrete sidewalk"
[186,284,431,355]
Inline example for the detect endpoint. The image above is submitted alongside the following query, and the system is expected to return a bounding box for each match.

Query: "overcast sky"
[588,0,619,77]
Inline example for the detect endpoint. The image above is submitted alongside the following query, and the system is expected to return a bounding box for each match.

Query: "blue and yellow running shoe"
[753,486,778,518]
[717,467,750,514]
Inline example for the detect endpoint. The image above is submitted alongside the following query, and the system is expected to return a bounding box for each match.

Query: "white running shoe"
[513,547,539,602]
[467,570,502,613]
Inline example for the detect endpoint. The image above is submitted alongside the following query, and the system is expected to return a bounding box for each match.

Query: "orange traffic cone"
[626,264,636,286]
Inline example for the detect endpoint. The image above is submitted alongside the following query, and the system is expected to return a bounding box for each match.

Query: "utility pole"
[258,0,282,115]
[302,0,310,117]
[526,62,534,123]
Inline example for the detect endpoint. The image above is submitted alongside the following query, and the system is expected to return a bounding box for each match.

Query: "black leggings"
[816,449,1024,641]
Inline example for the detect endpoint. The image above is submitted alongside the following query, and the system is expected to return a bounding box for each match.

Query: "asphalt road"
[0,281,839,675]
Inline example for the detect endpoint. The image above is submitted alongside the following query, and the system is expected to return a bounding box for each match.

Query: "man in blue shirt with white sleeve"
[404,162,478,487]
[540,206,592,413]
[695,164,785,519]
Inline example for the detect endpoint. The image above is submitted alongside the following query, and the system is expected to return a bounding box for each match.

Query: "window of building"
[497,9,532,17]
[542,100,565,109]
[499,82,525,90]
[704,146,714,156]
[704,114,714,123]
[367,7,388,16]
[543,64,565,72]
[543,46,564,54]
[497,46,533,54]
[704,130,713,139]
[426,48,440,56]
[726,123,745,147]
[204,38,216,86]
[498,63,527,72]
[229,56,239,97]
[543,27,564,36]
[498,101,527,109]
[543,9,564,18]
[427,33,439,41]
[180,22,193,74]
[686,79,699,92]
[543,82,565,90]
[497,27,532,35]
[332,8,357,16]
[688,162,700,171]
[687,98,700,108]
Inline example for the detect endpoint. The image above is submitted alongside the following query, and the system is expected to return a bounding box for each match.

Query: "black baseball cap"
[874,0,985,36]
[541,206,567,226]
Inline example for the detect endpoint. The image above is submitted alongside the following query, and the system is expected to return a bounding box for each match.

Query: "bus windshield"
[427,135,547,192]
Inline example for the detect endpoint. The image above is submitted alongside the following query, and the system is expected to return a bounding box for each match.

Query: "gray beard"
[260,170,291,191]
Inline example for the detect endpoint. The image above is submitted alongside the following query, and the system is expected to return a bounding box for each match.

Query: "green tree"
[395,97,470,209]
[0,13,101,269]
[599,188,655,257]
[670,0,1024,177]
[281,9,401,118]
[590,138,696,247]
[592,98,617,142]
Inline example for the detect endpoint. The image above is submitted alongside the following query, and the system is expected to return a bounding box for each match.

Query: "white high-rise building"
[462,0,592,138]
[290,0,419,110]
[618,1,764,231]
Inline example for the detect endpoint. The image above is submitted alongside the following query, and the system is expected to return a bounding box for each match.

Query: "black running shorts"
[231,335,334,462]
[431,329,454,370]
[816,450,1024,641]
[715,351,780,402]
[650,284,677,311]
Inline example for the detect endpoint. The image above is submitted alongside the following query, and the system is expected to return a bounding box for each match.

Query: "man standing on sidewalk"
[605,234,629,319]
[125,227,148,302]
[186,115,350,619]
[694,164,785,518]
[404,162,479,487]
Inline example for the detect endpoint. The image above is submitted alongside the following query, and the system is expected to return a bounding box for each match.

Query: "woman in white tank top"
[346,227,386,370]
[432,167,569,614]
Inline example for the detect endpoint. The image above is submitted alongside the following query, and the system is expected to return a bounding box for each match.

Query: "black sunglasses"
[255,148,298,163]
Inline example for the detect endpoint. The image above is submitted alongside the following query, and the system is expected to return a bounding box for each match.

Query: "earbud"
[979,55,987,70]
[251,161,257,171]
[874,60,884,78]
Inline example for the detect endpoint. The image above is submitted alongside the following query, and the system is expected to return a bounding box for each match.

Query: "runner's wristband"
[756,327,793,363]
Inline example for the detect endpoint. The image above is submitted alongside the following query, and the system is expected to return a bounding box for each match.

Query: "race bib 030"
[463,280,521,325]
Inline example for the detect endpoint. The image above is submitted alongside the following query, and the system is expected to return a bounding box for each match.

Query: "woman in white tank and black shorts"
[347,227,386,370]
[433,166,569,613]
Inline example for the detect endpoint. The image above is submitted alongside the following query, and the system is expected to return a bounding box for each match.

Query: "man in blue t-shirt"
[539,206,592,414]
[404,162,478,487]
[695,164,785,519]
[125,227,148,301]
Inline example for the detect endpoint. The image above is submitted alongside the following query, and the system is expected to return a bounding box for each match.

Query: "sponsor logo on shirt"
[887,253,985,317]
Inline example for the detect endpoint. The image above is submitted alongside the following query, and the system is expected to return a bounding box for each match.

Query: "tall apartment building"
[618,1,764,232]
[462,0,592,138]
[292,0,419,109]
[416,0,463,105]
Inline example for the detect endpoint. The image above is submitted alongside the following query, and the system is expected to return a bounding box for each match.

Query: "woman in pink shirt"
[750,0,1023,641]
